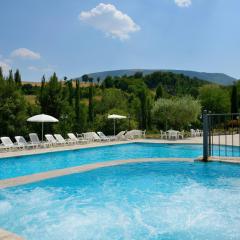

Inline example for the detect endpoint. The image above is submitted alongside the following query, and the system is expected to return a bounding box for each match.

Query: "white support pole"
[42,122,44,142]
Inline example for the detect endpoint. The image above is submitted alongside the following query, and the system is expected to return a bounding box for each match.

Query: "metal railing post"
[203,110,209,161]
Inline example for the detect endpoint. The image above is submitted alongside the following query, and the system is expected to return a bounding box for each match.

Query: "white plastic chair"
[160,130,167,139]
[68,133,88,144]
[45,134,60,145]
[190,129,196,137]
[1,137,24,151]
[15,136,38,149]
[97,132,113,141]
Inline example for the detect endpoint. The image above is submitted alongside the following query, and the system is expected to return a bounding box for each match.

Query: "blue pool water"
[0,161,240,240]
[0,143,239,180]
[0,143,203,179]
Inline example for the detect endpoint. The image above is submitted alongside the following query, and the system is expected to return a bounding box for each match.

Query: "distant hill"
[74,69,236,85]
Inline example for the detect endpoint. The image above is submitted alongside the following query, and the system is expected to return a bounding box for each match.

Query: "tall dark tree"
[155,84,163,100]
[231,84,238,116]
[39,75,46,113]
[0,67,3,81]
[7,70,14,84]
[64,77,73,106]
[14,69,22,86]
[75,79,81,132]
[88,78,94,124]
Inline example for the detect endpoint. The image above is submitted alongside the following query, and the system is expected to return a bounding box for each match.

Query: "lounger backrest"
[97,132,106,139]
[91,132,101,140]
[116,131,126,138]
[68,133,78,141]
[45,134,57,143]
[15,136,27,146]
[54,134,66,143]
[29,133,40,144]
[1,137,14,147]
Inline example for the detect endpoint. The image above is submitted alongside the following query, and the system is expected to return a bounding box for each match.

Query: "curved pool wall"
[1,161,240,240]
[0,142,240,180]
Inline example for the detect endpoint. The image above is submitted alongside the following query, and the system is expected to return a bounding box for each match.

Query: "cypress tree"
[14,69,22,86]
[75,79,81,132]
[67,80,73,106]
[231,84,238,116]
[8,70,14,84]
[88,78,94,123]
[40,75,46,112]
[0,67,3,81]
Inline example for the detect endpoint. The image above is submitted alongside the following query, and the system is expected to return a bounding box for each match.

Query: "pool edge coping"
[0,158,193,189]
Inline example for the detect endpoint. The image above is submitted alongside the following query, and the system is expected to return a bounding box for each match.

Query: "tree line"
[0,67,239,138]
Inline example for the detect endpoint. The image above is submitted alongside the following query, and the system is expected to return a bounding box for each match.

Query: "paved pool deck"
[0,228,24,240]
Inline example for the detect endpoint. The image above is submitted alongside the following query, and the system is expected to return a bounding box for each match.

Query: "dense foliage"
[0,67,239,138]
[152,96,201,130]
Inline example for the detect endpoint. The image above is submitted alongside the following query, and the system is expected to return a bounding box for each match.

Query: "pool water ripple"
[0,161,240,240]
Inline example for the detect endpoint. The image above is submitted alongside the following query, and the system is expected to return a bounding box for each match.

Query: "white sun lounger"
[97,132,115,141]
[29,133,50,147]
[15,136,38,149]
[68,133,88,144]
[115,131,127,140]
[1,137,24,151]
[124,130,142,139]
[83,132,103,142]
[45,134,62,146]
[54,134,74,145]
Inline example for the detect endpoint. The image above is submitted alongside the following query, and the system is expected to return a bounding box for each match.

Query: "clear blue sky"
[0,0,239,81]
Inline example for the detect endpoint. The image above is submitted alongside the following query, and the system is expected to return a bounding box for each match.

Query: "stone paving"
[0,228,24,240]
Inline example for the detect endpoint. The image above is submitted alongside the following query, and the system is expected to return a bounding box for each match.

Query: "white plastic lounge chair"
[29,133,49,147]
[115,131,127,140]
[97,132,115,141]
[54,134,73,145]
[45,134,60,145]
[15,136,38,149]
[83,132,103,142]
[1,137,24,151]
[125,130,142,139]
[68,133,88,144]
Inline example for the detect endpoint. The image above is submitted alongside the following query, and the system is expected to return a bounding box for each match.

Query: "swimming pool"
[0,161,240,240]
[0,142,238,180]
[0,142,203,179]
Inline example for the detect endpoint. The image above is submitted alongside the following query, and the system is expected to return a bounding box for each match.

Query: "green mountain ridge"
[74,69,236,85]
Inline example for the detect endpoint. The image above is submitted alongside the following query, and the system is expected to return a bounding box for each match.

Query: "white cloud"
[175,0,192,7]
[79,3,140,40]
[0,61,11,75]
[28,65,54,72]
[11,48,41,60]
